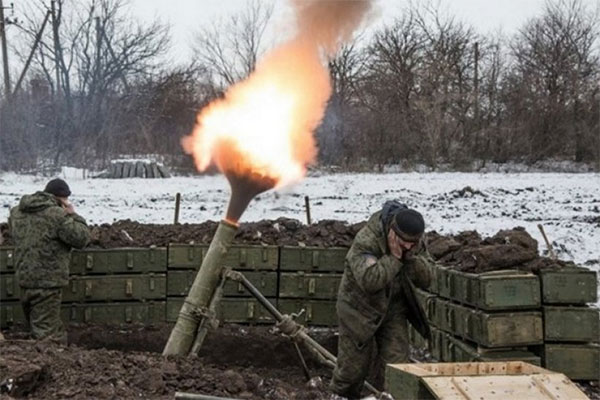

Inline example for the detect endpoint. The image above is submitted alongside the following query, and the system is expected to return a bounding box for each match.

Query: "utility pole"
[473,42,479,125]
[13,11,51,96]
[95,16,101,77]
[0,0,12,100]
[50,0,60,96]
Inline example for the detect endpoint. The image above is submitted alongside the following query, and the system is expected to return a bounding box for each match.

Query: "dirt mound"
[2,217,580,274]
[85,218,364,248]
[0,324,335,400]
[0,218,364,248]
[424,227,571,273]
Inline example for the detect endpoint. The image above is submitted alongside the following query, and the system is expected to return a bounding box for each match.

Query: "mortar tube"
[163,219,238,356]
[190,273,226,355]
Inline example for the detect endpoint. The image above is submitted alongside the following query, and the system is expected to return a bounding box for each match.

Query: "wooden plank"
[530,374,588,400]
[422,374,588,400]
[388,361,548,377]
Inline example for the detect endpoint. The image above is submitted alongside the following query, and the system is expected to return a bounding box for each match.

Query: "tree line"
[0,0,598,173]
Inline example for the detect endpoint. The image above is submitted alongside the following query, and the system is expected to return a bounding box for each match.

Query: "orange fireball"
[182,39,330,188]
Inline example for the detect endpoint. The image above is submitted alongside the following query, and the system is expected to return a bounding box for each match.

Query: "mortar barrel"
[163,219,238,356]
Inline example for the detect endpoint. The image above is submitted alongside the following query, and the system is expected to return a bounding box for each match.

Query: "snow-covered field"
[1,171,599,268]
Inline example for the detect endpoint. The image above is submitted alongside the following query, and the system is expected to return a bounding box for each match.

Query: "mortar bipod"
[222,268,392,400]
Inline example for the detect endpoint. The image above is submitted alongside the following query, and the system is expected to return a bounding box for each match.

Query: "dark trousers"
[330,308,409,399]
[20,287,67,344]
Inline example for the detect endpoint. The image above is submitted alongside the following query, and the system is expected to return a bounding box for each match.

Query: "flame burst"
[182,1,373,223]
[182,40,328,187]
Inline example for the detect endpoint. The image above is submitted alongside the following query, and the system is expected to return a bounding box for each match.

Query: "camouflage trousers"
[330,309,409,399]
[20,287,67,344]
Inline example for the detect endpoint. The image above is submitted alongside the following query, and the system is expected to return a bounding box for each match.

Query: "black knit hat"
[391,208,425,241]
[44,178,71,198]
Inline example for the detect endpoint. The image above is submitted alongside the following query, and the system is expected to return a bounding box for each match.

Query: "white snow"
[1,171,599,270]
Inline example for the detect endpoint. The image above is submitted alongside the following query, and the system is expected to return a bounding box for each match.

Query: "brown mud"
[2,323,597,400]
[0,324,336,400]
[1,218,364,249]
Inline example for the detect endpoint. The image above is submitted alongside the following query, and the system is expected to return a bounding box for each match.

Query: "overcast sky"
[126,0,577,63]
[5,0,598,69]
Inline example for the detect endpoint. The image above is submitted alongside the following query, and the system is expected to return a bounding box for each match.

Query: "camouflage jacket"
[8,191,90,288]
[336,205,434,348]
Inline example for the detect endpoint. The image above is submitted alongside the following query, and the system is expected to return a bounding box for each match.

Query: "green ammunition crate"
[429,327,445,361]
[0,273,20,301]
[167,244,278,271]
[0,247,15,273]
[279,246,348,272]
[70,248,167,274]
[433,298,543,347]
[431,298,453,333]
[64,301,166,324]
[0,301,25,328]
[279,272,341,299]
[407,323,428,351]
[166,297,276,324]
[440,269,541,311]
[278,299,337,326]
[63,274,166,302]
[444,332,541,365]
[167,270,277,297]
[218,298,275,324]
[540,267,598,305]
[536,343,600,381]
[543,306,600,342]
[413,287,437,322]
[433,265,451,297]
[166,297,182,322]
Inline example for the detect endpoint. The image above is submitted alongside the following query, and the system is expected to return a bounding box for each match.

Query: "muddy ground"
[1,324,598,400]
[1,324,337,400]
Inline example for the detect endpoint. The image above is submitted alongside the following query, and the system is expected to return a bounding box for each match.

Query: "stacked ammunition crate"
[277,246,346,326]
[0,246,21,327]
[166,244,279,325]
[424,267,543,366]
[410,264,600,381]
[533,266,599,381]
[2,241,598,382]
[1,246,167,327]
[64,247,167,324]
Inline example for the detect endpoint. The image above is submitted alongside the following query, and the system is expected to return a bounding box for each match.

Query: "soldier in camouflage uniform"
[8,178,90,343]
[330,201,434,399]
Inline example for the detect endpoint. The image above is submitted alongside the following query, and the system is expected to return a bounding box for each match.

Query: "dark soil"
[0,324,336,400]
[2,324,597,400]
[425,227,577,273]
[2,218,365,249]
[2,218,580,274]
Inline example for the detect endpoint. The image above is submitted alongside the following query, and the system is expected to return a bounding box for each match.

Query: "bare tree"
[317,36,368,165]
[191,0,274,87]
[507,0,599,162]
[4,0,170,168]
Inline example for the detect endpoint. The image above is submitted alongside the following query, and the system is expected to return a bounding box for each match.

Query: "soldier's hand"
[60,199,75,215]
[387,229,403,260]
